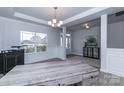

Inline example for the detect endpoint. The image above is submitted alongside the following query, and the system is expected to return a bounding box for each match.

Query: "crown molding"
[14,12,48,25]
[63,7,110,24]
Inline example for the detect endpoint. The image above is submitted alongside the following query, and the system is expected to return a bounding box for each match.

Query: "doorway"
[60,33,71,57]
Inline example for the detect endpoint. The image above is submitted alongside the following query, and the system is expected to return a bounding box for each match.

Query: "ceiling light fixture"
[48,7,63,28]
[83,23,90,29]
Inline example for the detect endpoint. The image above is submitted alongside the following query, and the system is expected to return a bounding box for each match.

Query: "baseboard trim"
[70,52,83,56]
[100,68,108,73]
[108,69,124,77]
[100,68,124,77]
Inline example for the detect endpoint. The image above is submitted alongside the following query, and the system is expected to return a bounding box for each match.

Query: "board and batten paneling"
[106,49,124,77]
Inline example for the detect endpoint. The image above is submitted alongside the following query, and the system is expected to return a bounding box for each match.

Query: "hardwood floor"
[68,56,100,68]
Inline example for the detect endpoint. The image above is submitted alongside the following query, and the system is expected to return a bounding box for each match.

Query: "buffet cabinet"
[0,49,24,74]
[83,47,100,59]
[0,54,3,73]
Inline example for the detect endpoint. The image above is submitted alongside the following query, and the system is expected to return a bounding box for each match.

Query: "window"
[20,31,47,53]
[66,34,71,49]
[35,33,47,52]
[21,31,35,53]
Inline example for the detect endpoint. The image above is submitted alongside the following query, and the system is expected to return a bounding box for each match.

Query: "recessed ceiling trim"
[63,7,110,24]
[14,12,48,25]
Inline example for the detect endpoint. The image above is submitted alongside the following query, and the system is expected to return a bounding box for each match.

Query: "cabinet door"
[4,54,16,73]
[93,48,100,59]
[88,47,93,57]
[83,48,88,57]
[93,48,98,58]
[0,54,3,73]
[16,50,24,65]
[17,54,24,65]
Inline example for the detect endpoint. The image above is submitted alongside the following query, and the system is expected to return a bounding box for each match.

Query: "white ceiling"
[14,7,92,21]
[0,7,124,27]
[0,7,92,21]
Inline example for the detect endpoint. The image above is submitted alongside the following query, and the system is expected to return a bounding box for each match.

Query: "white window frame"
[20,31,48,53]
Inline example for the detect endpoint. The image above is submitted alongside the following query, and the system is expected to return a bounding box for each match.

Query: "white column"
[100,14,108,72]
[62,26,66,60]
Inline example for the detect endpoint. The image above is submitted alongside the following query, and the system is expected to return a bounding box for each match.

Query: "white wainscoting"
[106,48,124,77]
[25,46,62,64]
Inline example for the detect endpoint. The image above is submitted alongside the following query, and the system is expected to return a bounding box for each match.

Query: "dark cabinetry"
[0,54,3,73]
[83,47,100,59]
[0,49,24,74]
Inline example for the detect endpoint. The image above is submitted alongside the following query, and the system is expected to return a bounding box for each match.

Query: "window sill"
[25,51,47,55]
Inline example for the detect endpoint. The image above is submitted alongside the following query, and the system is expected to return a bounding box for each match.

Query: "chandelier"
[48,7,63,28]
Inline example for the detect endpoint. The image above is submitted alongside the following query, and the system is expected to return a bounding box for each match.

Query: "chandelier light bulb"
[48,21,52,25]
[52,24,55,27]
[86,25,90,29]
[57,23,61,27]
[83,23,90,29]
[84,23,88,26]
[59,21,63,25]
[52,19,57,24]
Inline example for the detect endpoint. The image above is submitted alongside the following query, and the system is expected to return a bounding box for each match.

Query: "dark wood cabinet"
[83,47,100,59]
[0,49,24,74]
[0,54,3,73]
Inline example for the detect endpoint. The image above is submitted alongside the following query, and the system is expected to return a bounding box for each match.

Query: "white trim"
[0,16,49,27]
[100,14,108,72]
[100,68,124,77]
[14,12,48,25]
[101,68,124,77]
[100,68,108,73]
[106,48,124,77]
[108,69,124,77]
[70,52,83,56]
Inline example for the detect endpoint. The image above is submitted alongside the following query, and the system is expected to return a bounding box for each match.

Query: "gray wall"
[108,21,124,48]
[71,21,124,56]
[71,26,100,55]
[0,17,61,64]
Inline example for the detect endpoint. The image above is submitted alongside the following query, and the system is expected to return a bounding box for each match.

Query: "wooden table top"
[0,60,98,86]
